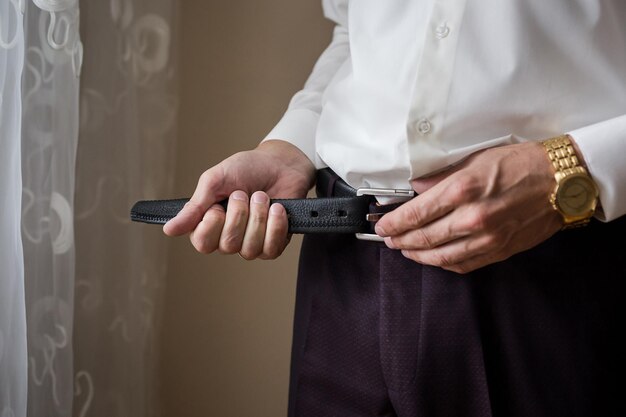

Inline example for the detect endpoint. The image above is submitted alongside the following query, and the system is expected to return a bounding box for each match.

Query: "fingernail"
[375,224,386,236]
[251,192,269,204]
[270,203,283,215]
[231,191,248,201]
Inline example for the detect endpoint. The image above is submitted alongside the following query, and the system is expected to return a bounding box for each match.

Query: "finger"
[385,217,462,250]
[376,174,478,237]
[163,168,225,236]
[400,232,500,269]
[218,190,250,254]
[163,199,208,236]
[239,191,270,260]
[384,204,488,250]
[442,219,560,274]
[441,254,502,274]
[259,203,289,259]
[375,192,453,237]
[189,204,226,254]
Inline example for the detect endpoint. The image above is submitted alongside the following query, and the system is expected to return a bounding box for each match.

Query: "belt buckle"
[355,187,415,242]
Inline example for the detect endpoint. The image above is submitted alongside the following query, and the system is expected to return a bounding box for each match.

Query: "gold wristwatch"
[541,134,599,229]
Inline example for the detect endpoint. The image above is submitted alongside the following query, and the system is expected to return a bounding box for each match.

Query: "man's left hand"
[375,141,563,274]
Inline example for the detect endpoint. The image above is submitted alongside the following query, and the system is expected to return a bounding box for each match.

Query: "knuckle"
[264,237,287,259]
[198,168,222,190]
[238,249,259,260]
[229,201,249,218]
[203,206,225,222]
[465,207,489,231]
[239,242,263,260]
[248,211,268,229]
[384,236,397,249]
[400,249,417,262]
[447,264,472,274]
[220,233,242,254]
[451,175,480,201]
[191,239,205,254]
[432,252,454,267]
[198,243,215,255]
[264,246,283,259]
[414,228,434,249]
[267,218,288,238]
[198,169,212,184]
[481,233,500,249]
[184,200,206,218]
[401,206,423,228]
[191,235,214,255]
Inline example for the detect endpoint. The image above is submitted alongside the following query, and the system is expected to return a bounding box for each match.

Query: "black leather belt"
[130,168,414,241]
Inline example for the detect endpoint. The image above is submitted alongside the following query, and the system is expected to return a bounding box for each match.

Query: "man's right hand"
[163,139,315,260]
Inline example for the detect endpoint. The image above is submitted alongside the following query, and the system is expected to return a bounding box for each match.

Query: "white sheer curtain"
[21,2,81,416]
[1,0,81,415]
[0,0,177,415]
[0,0,28,415]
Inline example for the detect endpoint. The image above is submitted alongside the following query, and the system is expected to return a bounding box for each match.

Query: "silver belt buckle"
[355,187,415,242]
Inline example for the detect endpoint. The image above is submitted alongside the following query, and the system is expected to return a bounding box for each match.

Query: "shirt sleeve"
[568,113,626,222]
[261,0,350,166]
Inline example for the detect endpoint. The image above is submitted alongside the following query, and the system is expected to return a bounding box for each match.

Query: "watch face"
[556,174,598,217]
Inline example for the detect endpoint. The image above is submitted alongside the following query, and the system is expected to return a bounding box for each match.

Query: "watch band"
[542,134,587,182]
[541,134,598,229]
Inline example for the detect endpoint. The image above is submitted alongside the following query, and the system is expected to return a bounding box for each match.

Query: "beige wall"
[160,2,333,416]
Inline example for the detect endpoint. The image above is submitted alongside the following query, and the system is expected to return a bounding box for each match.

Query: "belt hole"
[337,210,347,217]
[310,210,319,218]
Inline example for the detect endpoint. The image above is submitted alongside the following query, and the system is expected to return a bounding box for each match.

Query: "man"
[164,1,626,416]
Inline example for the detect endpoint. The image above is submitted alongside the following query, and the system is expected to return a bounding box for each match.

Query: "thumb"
[162,199,211,236]
[163,168,227,236]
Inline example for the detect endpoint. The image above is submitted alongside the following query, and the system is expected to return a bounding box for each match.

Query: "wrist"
[257,138,316,178]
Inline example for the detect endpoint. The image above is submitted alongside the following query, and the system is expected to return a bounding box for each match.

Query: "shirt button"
[435,23,450,39]
[417,118,432,135]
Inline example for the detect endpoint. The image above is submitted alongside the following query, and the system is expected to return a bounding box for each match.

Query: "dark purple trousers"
[288,216,626,417]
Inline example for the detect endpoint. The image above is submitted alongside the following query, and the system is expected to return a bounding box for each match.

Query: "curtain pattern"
[21,2,81,416]
[0,0,81,415]
[73,0,177,416]
[0,0,177,415]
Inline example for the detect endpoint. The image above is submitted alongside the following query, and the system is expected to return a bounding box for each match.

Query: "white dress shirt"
[263,0,626,221]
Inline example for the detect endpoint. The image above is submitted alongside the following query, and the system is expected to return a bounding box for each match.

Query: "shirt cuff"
[262,108,319,166]
[568,114,626,222]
